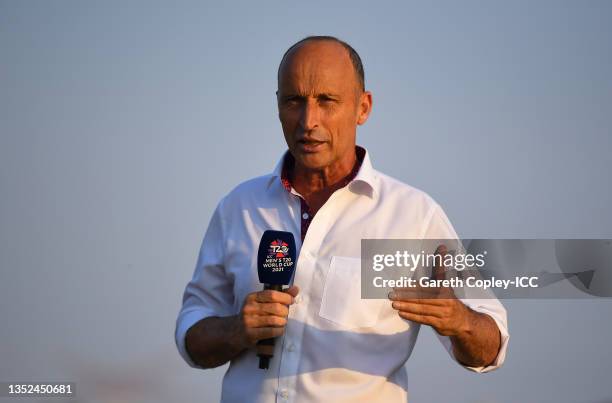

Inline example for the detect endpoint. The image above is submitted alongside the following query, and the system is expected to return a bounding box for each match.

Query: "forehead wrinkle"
[284,63,349,98]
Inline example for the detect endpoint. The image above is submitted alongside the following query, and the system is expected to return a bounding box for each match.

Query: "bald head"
[277,36,365,94]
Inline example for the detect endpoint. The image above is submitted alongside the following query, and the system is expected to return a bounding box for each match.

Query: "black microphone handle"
[257,284,283,369]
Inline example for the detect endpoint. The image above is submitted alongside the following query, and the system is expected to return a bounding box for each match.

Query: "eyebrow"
[317,93,340,99]
[279,91,340,99]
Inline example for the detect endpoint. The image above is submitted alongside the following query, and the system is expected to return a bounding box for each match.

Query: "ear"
[356,91,373,125]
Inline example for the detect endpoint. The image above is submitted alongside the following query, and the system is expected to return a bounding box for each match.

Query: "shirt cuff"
[457,306,509,373]
[175,309,215,369]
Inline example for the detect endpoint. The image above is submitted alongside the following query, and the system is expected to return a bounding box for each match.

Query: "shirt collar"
[267,145,378,198]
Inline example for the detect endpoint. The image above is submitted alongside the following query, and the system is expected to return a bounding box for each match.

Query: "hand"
[237,286,300,350]
[388,245,471,337]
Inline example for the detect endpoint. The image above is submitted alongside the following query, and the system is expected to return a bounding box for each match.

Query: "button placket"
[277,185,353,403]
[277,238,313,402]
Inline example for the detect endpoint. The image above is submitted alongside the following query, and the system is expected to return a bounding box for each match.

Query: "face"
[277,41,372,172]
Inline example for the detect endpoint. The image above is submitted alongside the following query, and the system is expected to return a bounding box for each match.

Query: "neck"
[292,152,357,201]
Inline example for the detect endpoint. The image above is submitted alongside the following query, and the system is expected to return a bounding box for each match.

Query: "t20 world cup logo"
[268,239,290,258]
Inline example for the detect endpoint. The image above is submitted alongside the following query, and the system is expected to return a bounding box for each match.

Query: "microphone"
[256,230,297,369]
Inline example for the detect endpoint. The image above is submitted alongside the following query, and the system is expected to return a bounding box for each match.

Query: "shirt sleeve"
[421,202,510,373]
[174,199,235,368]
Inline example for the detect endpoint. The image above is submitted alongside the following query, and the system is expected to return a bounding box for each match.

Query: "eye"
[317,95,336,105]
[282,96,301,107]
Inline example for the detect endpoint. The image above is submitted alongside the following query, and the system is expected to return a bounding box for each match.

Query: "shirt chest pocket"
[318,256,385,329]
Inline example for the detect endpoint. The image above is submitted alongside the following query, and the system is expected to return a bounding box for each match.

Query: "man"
[175,36,509,402]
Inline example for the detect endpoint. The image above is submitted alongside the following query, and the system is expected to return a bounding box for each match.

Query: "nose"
[299,98,320,132]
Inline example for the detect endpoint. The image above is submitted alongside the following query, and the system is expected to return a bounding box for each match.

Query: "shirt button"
[280,389,288,399]
[287,343,295,352]
[302,212,309,220]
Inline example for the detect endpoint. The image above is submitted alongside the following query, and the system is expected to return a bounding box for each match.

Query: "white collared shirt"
[175,148,509,403]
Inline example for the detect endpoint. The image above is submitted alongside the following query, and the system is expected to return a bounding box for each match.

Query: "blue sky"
[1,1,611,402]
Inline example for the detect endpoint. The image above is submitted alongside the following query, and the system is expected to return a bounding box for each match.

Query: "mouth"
[297,139,326,153]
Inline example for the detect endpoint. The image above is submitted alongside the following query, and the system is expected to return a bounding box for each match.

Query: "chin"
[294,152,330,170]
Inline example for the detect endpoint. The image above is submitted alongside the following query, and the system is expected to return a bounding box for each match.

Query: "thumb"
[284,285,300,299]
[433,244,448,281]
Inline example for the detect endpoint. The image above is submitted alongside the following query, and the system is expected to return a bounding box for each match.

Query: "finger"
[391,301,445,318]
[245,291,259,303]
[391,280,457,299]
[255,289,294,305]
[391,297,449,306]
[391,286,441,296]
[436,286,457,299]
[245,314,287,328]
[389,287,441,301]
[244,302,289,317]
[397,311,439,327]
